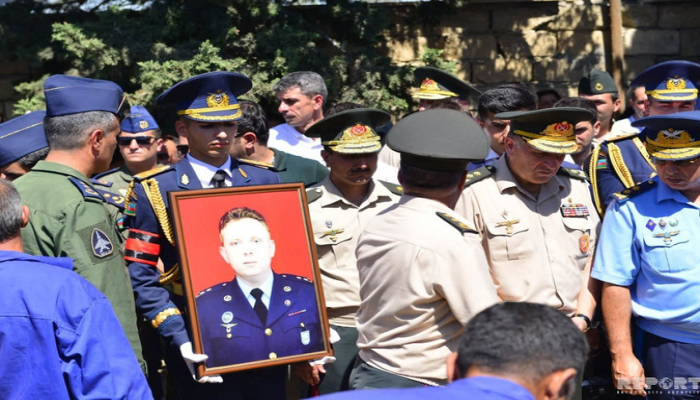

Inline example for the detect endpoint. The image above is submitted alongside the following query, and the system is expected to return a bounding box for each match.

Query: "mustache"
[349,167,371,174]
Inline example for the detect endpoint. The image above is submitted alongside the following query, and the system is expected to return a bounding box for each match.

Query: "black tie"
[251,288,268,324]
[212,169,227,188]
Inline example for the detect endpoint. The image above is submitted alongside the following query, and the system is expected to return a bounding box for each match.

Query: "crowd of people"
[1,58,699,400]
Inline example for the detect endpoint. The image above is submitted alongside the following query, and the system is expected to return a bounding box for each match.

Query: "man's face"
[322,150,377,187]
[655,157,700,194]
[630,87,648,119]
[579,93,620,126]
[219,218,276,281]
[573,120,599,152]
[229,132,248,159]
[176,119,237,164]
[157,139,181,165]
[95,116,120,174]
[480,111,514,156]
[505,136,565,186]
[0,161,29,181]
[118,130,163,166]
[646,99,695,116]
[276,86,321,129]
[538,93,559,110]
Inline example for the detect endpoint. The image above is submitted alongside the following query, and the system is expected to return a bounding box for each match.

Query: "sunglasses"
[117,136,156,146]
[654,157,700,167]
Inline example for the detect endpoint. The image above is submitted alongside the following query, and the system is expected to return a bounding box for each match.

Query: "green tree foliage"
[4,0,453,124]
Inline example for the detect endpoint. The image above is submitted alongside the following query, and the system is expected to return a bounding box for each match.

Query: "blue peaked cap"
[44,75,124,117]
[630,60,700,102]
[0,110,48,167]
[121,105,160,133]
[156,71,252,122]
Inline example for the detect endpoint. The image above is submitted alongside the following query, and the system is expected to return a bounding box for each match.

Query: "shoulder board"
[436,212,477,234]
[605,132,639,143]
[94,187,126,209]
[133,165,172,181]
[379,180,403,196]
[464,165,495,186]
[67,177,104,201]
[280,274,312,283]
[557,167,589,181]
[237,158,276,170]
[92,167,118,180]
[90,178,114,188]
[195,282,228,298]
[613,178,656,203]
[306,186,323,204]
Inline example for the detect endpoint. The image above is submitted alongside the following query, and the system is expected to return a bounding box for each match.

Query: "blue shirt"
[591,178,700,343]
[318,376,534,400]
[0,251,151,399]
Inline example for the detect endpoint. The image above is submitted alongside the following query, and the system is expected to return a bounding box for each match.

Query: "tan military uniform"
[355,195,499,385]
[454,156,600,314]
[307,177,400,327]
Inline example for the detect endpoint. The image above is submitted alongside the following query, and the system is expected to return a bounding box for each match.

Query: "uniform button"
[226,334,232,339]
[269,352,277,359]
[265,328,273,336]
[300,323,305,328]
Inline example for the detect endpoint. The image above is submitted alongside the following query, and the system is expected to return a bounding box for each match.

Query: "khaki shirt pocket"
[643,231,691,273]
[314,231,354,270]
[485,220,532,262]
[561,217,593,260]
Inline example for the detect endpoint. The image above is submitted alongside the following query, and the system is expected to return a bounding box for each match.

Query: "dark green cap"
[414,67,482,101]
[578,69,618,95]
[305,108,391,154]
[387,109,489,171]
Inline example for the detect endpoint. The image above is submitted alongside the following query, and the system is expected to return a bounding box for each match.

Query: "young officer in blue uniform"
[123,71,282,399]
[589,60,700,215]
[0,110,48,181]
[592,111,700,399]
[196,207,324,367]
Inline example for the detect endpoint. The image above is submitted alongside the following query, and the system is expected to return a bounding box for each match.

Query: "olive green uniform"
[95,165,134,196]
[14,160,144,370]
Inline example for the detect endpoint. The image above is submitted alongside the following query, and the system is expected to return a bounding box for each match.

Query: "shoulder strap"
[557,167,589,181]
[306,187,323,204]
[613,178,657,203]
[464,165,495,187]
[379,180,403,196]
[436,212,478,234]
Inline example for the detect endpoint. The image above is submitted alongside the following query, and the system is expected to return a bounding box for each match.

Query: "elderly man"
[0,110,48,181]
[592,111,700,399]
[455,108,600,330]
[352,109,499,389]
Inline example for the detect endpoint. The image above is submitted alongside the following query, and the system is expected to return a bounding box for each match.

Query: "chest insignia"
[221,311,234,323]
[560,204,590,218]
[646,219,657,231]
[181,173,190,186]
[669,218,679,227]
[321,227,345,242]
[91,228,114,258]
[579,234,590,253]
[654,230,680,245]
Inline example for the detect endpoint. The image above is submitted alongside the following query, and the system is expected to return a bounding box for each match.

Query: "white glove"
[179,342,223,383]
[308,327,341,367]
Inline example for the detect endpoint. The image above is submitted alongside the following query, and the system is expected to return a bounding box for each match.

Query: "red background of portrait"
[175,190,314,293]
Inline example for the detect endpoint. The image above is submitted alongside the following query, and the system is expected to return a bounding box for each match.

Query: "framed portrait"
[169,183,332,376]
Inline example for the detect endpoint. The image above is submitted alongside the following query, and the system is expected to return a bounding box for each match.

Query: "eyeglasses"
[654,157,700,167]
[117,136,156,146]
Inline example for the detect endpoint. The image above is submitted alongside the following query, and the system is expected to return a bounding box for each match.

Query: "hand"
[179,342,223,384]
[571,316,589,332]
[292,362,324,385]
[611,353,646,396]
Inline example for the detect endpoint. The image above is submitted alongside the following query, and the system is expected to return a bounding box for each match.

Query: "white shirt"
[237,274,274,309]
[186,154,232,188]
[268,123,324,163]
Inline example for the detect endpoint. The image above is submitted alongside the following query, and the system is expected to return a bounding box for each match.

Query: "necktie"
[250,288,268,324]
[212,169,227,188]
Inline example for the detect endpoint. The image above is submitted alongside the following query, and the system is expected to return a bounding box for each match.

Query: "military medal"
[560,204,590,217]
[646,219,657,231]
[659,219,667,229]
[670,218,679,227]
[221,311,234,323]
[579,234,590,253]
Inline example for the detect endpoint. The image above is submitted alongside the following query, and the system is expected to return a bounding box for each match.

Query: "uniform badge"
[560,204,590,218]
[646,219,657,231]
[301,329,310,345]
[654,230,680,245]
[595,82,604,91]
[139,120,149,129]
[321,227,344,242]
[669,218,679,227]
[91,228,114,258]
[659,219,667,229]
[325,220,333,229]
[222,311,234,323]
[496,218,520,235]
[579,234,590,253]
[181,174,190,186]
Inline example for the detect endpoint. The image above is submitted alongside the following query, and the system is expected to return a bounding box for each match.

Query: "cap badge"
[206,90,230,108]
[594,82,604,91]
[420,78,440,91]
[542,122,573,137]
[139,120,149,129]
[350,124,369,137]
[656,128,693,145]
[666,76,687,91]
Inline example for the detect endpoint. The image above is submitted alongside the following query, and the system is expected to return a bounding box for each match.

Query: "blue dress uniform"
[197,274,324,367]
[0,251,152,400]
[123,72,282,399]
[592,112,700,399]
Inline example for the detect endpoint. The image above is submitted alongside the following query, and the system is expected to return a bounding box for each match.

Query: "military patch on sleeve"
[379,180,403,196]
[613,178,656,203]
[236,158,276,170]
[306,187,323,204]
[436,212,478,234]
[68,177,104,202]
[77,222,119,263]
[557,167,589,181]
[464,165,495,187]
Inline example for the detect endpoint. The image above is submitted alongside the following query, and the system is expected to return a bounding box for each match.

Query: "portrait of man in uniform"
[169,185,331,376]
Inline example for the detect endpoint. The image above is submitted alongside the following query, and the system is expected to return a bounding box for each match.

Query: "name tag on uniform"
[560,204,590,218]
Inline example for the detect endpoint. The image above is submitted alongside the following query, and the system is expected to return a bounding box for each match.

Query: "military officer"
[123,71,281,399]
[455,108,600,328]
[0,110,49,181]
[412,66,481,112]
[589,60,700,215]
[196,207,324,368]
[14,75,145,370]
[353,109,500,389]
[578,69,621,143]
[301,108,401,394]
[94,105,163,195]
[592,111,700,399]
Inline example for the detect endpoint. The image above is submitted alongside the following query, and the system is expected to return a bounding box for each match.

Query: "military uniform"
[271,147,328,186]
[455,158,599,314]
[15,160,144,369]
[196,273,324,367]
[94,165,136,196]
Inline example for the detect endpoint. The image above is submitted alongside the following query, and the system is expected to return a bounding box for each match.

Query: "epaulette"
[306,187,323,204]
[94,187,126,209]
[133,165,172,181]
[280,274,312,283]
[196,282,228,298]
[90,178,114,188]
[613,178,656,203]
[236,158,276,170]
[379,180,403,196]
[92,167,118,180]
[557,167,589,181]
[464,165,495,187]
[605,132,639,143]
[436,212,478,234]
[67,177,104,201]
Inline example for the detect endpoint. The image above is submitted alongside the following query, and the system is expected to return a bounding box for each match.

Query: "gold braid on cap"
[141,178,180,285]
[608,143,635,188]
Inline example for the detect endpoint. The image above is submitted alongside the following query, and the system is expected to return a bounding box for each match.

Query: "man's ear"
[21,205,30,228]
[445,352,461,383]
[175,119,189,139]
[613,97,622,113]
[312,94,324,111]
[88,129,106,151]
[593,121,602,137]
[155,138,164,153]
[241,132,257,149]
[545,368,577,400]
[321,150,331,164]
